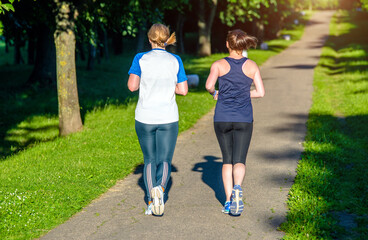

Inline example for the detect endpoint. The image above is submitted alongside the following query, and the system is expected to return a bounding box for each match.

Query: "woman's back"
[214,57,253,123]
[128,48,186,124]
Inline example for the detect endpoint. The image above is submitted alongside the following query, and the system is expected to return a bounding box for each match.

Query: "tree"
[197,0,217,57]
[54,0,83,136]
[0,12,27,64]
[263,0,294,39]
[28,21,57,86]
[219,0,277,42]
[3,1,58,87]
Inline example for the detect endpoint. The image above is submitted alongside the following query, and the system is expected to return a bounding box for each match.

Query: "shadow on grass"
[3,124,59,152]
[0,53,210,160]
[280,113,368,238]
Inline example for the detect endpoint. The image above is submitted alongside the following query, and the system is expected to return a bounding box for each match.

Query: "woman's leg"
[222,164,233,202]
[230,122,253,215]
[232,122,253,185]
[135,121,157,203]
[155,121,179,191]
[233,163,246,186]
[214,122,234,202]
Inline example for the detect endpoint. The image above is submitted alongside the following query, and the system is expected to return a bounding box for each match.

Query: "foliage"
[282,0,339,10]
[0,0,15,14]
[219,0,277,27]
[359,0,368,10]
[0,20,3,35]
[0,1,56,64]
[281,10,368,239]
[94,0,189,37]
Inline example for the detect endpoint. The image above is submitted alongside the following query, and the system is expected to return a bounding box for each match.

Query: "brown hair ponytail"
[226,29,258,53]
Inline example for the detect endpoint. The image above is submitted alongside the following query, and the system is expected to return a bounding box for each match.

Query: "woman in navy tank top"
[205,29,265,215]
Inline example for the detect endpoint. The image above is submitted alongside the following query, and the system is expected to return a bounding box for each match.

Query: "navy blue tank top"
[214,57,253,123]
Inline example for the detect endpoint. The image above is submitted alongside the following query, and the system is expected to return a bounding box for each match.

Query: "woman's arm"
[176,81,188,95]
[250,65,265,98]
[127,74,140,92]
[205,62,220,99]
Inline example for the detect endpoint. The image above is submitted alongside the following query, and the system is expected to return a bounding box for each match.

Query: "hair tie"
[164,42,167,47]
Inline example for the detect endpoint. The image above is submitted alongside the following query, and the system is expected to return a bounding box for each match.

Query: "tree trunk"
[54,1,83,136]
[14,42,24,64]
[136,21,147,52]
[197,0,217,57]
[87,42,96,70]
[112,31,123,55]
[5,38,9,53]
[27,24,56,87]
[98,25,109,60]
[176,13,185,54]
[14,32,25,64]
[253,20,265,43]
[27,30,36,65]
[103,29,109,60]
[76,40,86,61]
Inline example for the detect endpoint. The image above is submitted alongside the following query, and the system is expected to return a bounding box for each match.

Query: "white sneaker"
[151,186,164,216]
[145,202,153,215]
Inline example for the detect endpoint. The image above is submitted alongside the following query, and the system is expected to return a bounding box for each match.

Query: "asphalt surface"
[41,11,334,240]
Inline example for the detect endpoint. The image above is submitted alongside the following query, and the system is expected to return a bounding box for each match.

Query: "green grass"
[281,10,368,239]
[0,15,308,239]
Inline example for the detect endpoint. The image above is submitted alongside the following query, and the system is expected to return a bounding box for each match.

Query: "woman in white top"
[128,23,188,216]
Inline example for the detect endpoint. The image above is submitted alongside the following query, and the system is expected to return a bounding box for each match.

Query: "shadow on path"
[134,164,178,204]
[192,155,225,204]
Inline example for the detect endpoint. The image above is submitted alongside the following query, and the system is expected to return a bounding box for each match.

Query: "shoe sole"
[151,187,164,216]
[230,188,244,215]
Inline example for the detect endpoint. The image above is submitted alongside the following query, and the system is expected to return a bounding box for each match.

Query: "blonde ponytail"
[165,32,176,46]
[148,23,175,48]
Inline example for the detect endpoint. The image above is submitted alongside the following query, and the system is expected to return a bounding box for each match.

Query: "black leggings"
[214,122,253,165]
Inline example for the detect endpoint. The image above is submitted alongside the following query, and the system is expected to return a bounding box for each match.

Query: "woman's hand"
[213,90,218,100]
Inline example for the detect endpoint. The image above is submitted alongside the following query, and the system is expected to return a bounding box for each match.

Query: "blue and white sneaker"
[145,202,153,215]
[222,201,231,214]
[151,186,164,216]
[230,185,244,215]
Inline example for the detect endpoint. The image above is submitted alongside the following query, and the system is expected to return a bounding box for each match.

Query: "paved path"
[41,11,334,240]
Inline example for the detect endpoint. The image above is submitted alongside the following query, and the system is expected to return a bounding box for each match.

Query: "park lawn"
[281,10,368,239]
[0,14,309,239]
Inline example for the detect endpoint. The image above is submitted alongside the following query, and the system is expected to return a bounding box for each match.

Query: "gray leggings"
[135,120,179,202]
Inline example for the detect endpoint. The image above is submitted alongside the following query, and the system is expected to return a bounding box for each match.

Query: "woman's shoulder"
[210,59,227,71]
[245,58,257,66]
[244,59,260,70]
[165,52,185,64]
[213,58,228,66]
[133,51,150,60]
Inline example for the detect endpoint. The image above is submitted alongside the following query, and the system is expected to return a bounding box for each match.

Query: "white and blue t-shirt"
[128,49,187,124]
